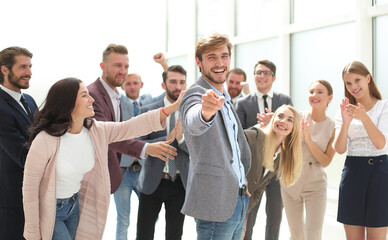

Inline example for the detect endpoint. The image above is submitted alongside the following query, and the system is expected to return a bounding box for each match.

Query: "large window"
[292,0,354,23]
[196,0,231,39]
[374,15,388,98]
[235,0,281,37]
[167,0,192,53]
[290,23,356,189]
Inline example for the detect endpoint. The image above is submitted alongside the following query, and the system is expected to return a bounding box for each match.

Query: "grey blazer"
[236,92,293,129]
[137,99,190,195]
[119,94,154,167]
[179,77,251,222]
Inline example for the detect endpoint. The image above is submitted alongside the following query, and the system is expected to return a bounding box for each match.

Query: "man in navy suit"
[236,59,292,240]
[114,72,158,240]
[136,65,189,240]
[0,46,38,239]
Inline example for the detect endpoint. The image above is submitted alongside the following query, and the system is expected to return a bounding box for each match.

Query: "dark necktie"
[133,101,139,116]
[168,112,177,180]
[263,94,269,112]
[20,95,33,121]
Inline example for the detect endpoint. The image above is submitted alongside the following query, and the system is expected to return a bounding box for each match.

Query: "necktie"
[20,95,33,121]
[133,101,139,116]
[168,112,177,180]
[263,94,269,112]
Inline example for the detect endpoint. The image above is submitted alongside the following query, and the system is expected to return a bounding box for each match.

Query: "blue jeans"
[195,195,249,240]
[53,192,79,240]
[113,167,141,240]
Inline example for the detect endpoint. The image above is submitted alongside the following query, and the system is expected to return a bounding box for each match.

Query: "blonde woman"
[334,61,388,240]
[281,80,335,240]
[244,105,302,215]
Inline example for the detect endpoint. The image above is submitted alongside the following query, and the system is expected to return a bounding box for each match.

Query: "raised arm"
[334,98,352,154]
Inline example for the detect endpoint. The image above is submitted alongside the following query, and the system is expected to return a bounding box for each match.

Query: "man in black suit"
[236,59,292,240]
[0,46,38,239]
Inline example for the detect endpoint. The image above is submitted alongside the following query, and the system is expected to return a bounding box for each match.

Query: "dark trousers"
[0,207,25,240]
[244,177,283,240]
[136,176,185,240]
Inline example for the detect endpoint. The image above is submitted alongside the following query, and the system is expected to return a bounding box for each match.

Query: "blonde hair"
[262,105,302,186]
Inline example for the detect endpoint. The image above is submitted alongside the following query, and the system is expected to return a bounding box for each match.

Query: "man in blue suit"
[136,65,189,240]
[0,46,38,239]
[179,34,251,240]
[114,72,158,240]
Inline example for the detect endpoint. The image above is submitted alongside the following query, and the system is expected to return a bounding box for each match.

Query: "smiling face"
[343,72,370,101]
[101,52,129,89]
[254,64,276,94]
[196,44,230,88]
[71,82,95,121]
[309,82,333,110]
[226,72,245,98]
[3,55,32,92]
[272,106,295,137]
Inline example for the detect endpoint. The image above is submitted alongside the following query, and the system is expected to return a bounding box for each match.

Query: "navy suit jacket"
[236,91,293,129]
[137,99,190,195]
[0,88,37,208]
[87,79,146,193]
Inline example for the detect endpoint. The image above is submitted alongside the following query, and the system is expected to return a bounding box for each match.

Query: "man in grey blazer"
[114,72,158,240]
[136,65,189,240]
[179,33,251,240]
[236,59,292,240]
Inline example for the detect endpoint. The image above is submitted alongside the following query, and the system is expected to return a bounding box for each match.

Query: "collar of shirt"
[127,96,139,105]
[0,84,23,103]
[273,146,281,160]
[255,88,274,99]
[99,77,120,101]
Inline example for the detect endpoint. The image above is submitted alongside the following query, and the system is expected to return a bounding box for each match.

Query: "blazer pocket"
[195,164,224,176]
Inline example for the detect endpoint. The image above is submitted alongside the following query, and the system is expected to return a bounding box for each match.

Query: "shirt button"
[309,162,312,165]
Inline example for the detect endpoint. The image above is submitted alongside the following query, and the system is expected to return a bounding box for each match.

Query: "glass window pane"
[290,23,356,189]
[235,38,280,93]
[197,0,230,40]
[167,0,191,52]
[167,55,188,71]
[293,0,354,23]
[374,15,388,99]
[376,0,388,4]
[236,0,281,37]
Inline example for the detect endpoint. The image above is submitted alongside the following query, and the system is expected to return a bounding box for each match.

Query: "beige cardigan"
[23,109,165,240]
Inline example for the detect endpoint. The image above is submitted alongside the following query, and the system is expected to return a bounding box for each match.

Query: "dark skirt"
[337,155,388,227]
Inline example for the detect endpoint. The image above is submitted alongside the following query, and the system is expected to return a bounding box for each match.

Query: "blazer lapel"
[1,89,32,124]
[96,79,117,122]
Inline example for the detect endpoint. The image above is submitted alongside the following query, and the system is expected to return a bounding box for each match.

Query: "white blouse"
[56,127,95,198]
[335,99,388,156]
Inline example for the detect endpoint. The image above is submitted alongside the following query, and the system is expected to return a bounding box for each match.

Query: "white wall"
[1,0,167,106]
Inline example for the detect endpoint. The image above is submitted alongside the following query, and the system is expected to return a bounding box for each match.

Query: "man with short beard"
[87,44,177,196]
[179,34,251,239]
[226,68,249,108]
[136,65,189,240]
[0,46,38,239]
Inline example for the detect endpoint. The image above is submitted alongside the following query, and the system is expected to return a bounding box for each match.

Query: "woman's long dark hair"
[28,77,93,145]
